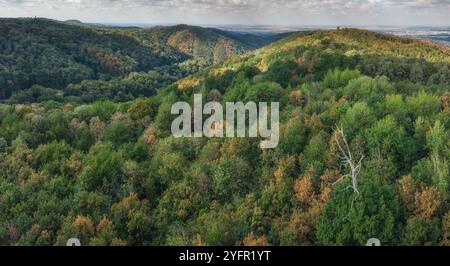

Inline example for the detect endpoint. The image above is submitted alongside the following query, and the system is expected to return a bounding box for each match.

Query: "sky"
[0,0,449,26]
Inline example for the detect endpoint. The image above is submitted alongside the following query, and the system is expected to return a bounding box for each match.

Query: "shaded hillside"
[120,24,291,66]
[0,19,291,101]
[0,18,187,98]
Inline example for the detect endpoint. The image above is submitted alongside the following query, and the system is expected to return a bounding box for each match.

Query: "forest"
[0,18,287,102]
[0,22,449,246]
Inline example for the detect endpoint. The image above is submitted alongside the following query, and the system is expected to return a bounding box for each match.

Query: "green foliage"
[425,121,450,194]
[365,116,415,176]
[278,119,307,155]
[323,69,360,89]
[341,102,376,140]
[401,218,440,246]
[79,143,124,198]
[264,60,308,88]
[212,157,252,202]
[317,175,401,245]
[33,141,72,175]
[0,27,449,246]
[0,18,185,99]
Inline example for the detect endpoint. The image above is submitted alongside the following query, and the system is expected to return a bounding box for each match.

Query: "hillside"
[221,28,450,71]
[266,29,450,61]
[192,28,450,90]
[0,28,449,246]
[0,18,188,99]
[0,19,289,102]
[116,24,290,66]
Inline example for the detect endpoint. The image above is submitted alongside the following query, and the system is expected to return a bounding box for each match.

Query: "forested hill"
[192,28,450,91]
[261,28,450,63]
[0,26,449,246]
[124,24,291,65]
[218,28,450,72]
[0,18,290,101]
[0,18,189,99]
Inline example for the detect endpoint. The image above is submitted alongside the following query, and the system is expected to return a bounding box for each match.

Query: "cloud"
[2,0,448,10]
[0,0,449,25]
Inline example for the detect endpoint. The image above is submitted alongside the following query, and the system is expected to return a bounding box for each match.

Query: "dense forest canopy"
[0,18,188,98]
[120,24,288,65]
[0,18,287,102]
[0,24,449,246]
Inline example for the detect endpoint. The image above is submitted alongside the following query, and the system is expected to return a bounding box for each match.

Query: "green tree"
[317,174,401,245]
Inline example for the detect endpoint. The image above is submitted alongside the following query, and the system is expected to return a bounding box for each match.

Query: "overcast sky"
[0,0,449,26]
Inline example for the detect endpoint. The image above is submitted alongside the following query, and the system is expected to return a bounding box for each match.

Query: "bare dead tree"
[332,127,364,208]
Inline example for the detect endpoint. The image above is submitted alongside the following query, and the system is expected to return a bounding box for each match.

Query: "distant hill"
[208,28,450,87]
[233,28,450,68]
[116,24,292,65]
[61,19,87,27]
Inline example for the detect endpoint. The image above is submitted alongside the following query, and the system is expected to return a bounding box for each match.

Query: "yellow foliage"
[63,103,75,112]
[15,104,32,118]
[210,67,231,77]
[96,217,113,234]
[319,186,332,204]
[440,92,450,112]
[111,238,128,246]
[111,192,140,216]
[441,211,450,246]
[399,175,417,212]
[243,233,269,246]
[414,186,443,219]
[176,77,202,91]
[289,90,303,106]
[73,215,95,235]
[192,234,207,246]
[294,175,315,206]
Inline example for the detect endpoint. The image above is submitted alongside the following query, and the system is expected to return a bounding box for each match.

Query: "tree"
[317,173,401,245]
[264,60,307,88]
[323,68,360,89]
[212,157,252,202]
[111,193,153,245]
[332,127,364,207]
[277,118,306,156]
[89,117,105,142]
[78,143,124,198]
[340,102,375,140]
[243,233,269,246]
[398,175,417,213]
[90,218,118,246]
[441,211,450,246]
[192,202,238,246]
[57,215,95,246]
[401,217,440,246]
[426,121,449,194]
[33,140,72,176]
[103,112,136,147]
[128,98,156,120]
[413,186,443,219]
[294,175,315,207]
[365,116,414,177]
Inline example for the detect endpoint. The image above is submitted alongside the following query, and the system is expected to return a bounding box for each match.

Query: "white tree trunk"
[333,127,364,207]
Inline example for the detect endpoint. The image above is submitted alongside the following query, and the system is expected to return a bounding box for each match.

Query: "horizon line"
[1,16,450,28]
